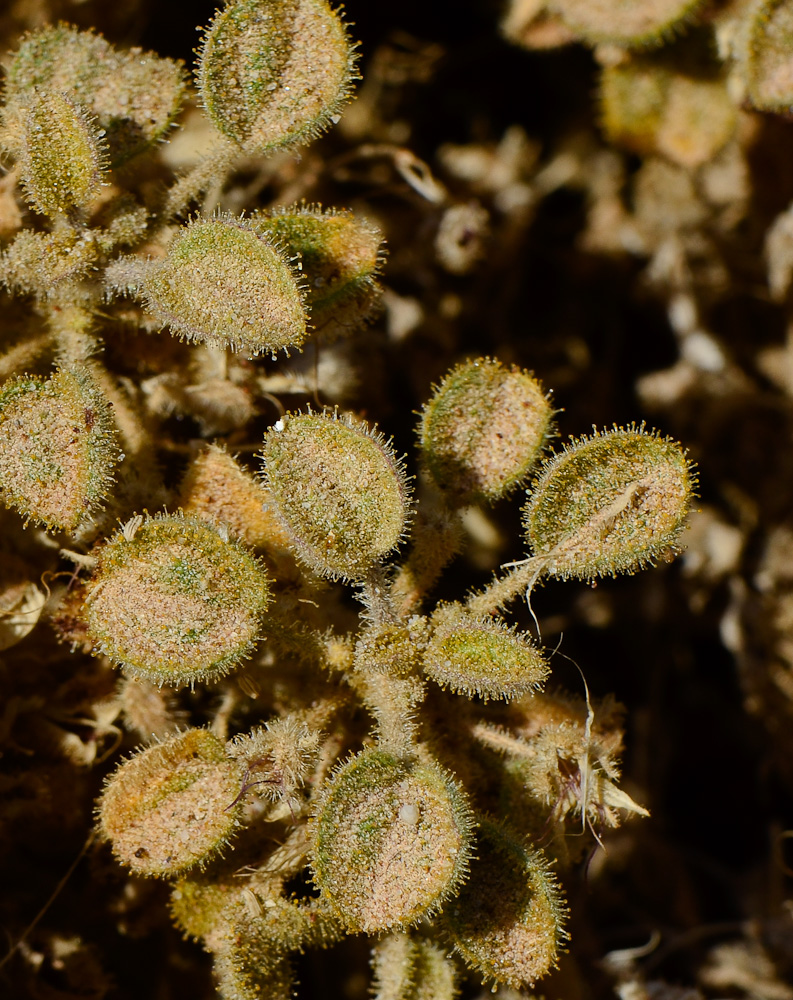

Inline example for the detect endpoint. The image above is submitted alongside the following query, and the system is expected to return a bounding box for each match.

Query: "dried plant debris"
[0,1,791,999]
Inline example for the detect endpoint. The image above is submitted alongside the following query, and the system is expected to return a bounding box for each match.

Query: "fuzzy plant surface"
[17,1,793,999]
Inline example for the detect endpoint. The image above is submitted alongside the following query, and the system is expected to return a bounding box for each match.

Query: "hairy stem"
[465,554,547,617]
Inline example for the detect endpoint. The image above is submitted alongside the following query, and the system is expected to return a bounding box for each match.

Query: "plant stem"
[465,555,546,617]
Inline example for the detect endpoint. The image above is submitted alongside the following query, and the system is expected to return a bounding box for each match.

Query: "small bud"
[745,0,793,114]
[473,691,649,831]
[123,217,307,356]
[371,933,457,1000]
[81,512,272,687]
[261,410,411,581]
[228,715,322,803]
[3,24,186,165]
[517,721,649,828]
[197,0,358,155]
[424,603,549,702]
[0,366,120,531]
[551,0,705,47]
[419,358,552,505]
[354,618,429,678]
[9,90,108,218]
[311,749,475,933]
[445,819,567,988]
[522,426,695,580]
[97,728,243,877]
[251,205,384,339]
